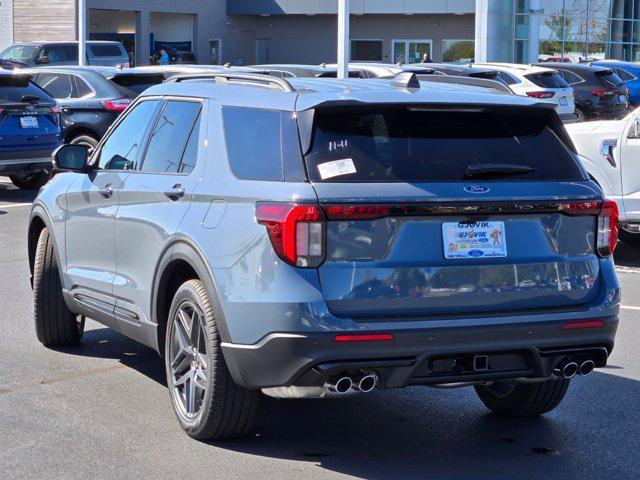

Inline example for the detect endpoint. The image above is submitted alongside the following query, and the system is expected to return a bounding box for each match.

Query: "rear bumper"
[222,315,618,389]
[0,146,56,174]
[559,112,578,123]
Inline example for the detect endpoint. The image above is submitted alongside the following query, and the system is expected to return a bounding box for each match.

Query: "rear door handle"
[99,184,113,198]
[165,184,185,200]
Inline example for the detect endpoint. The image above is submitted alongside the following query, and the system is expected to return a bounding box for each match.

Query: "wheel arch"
[63,126,100,144]
[152,238,231,354]
[27,207,57,287]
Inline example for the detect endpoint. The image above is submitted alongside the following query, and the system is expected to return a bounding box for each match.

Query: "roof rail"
[417,74,513,94]
[168,72,295,93]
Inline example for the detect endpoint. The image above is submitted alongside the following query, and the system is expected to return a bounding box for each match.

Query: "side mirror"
[36,56,50,65]
[52,144,90,172]
[628,117,640,139]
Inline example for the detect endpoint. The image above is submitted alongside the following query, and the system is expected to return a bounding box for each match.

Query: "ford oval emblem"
[469,250,484,257]
[464,185,490,194]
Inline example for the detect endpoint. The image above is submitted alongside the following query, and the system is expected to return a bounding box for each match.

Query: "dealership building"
[1,1,640,66]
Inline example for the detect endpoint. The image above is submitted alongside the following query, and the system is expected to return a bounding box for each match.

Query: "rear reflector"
[333,333,395,342]
[561,320,605,330]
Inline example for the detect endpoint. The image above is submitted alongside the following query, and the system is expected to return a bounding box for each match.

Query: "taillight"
[101,99,131,112]
[255,202,325,268]
[597,200,619,257]
[526,91,555,99]
[591,89,614,98]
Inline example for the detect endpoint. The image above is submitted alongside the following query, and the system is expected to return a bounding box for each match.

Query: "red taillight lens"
[561,320,605,330]
[333,333,395,342]
[256,202,325,268]
[526,91,555,99]
[590,89,614,98]
[102,99,131,112]
[597,200,619,257]
[324,204,391,220]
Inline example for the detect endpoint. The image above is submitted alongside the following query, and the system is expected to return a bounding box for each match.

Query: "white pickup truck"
[566,108,640,242]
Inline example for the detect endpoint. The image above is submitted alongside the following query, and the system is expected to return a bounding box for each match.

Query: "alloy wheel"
[168,301,209,420]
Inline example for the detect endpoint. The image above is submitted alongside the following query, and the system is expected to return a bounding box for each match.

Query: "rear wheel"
[474,378,570,416]
[33,228,85,346]
[574,107,588,122]
[69,134,99,155]
[9,171,48,190]
[165,279,258,440]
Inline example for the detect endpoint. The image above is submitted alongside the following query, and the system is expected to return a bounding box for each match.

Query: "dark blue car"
[0,70,61,189]
[591,60,640,105]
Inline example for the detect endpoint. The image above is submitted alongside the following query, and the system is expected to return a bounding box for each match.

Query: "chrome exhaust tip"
[355,373,378,393]
[326,376,353,394]
[579,360,595,376]
[561,361,579,379]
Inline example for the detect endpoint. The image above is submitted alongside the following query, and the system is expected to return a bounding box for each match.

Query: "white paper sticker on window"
[317,158,356,180]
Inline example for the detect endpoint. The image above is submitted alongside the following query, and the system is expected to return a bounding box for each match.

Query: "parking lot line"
[621,305,640,311]
[0,203,31,209]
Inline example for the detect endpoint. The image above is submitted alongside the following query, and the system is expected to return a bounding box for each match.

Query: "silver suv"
[29,72,620,440]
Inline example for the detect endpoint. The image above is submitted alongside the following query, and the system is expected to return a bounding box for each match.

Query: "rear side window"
[526,72,569,88]
[74,76,93,98]
[615,68,636,82]
[34,73,73,99]
[596,69,624,87]
[222,107,283,181]
[141,100,202,173]
[304,106,583,183]
[90,44,123,57]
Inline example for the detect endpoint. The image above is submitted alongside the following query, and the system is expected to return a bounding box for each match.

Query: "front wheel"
[165,279,258,440]
[474,378,570,417]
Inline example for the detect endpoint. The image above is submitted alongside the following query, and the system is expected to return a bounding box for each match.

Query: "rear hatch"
[107,72,166,98]
[525,71,575,115]
[301,104,603,318]
[592,69,629,107]
[0,74,59,148]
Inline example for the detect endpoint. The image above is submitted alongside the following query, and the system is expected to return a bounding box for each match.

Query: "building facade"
[1,1,640,66]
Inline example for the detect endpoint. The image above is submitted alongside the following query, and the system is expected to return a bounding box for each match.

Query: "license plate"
[19,116,38,128]
[559,97,568,106]
[442,221,507,259]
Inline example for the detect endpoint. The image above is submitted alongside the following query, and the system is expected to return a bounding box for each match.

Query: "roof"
[474,63,556,75]
[141,75,550,113]
[534,63,612,73]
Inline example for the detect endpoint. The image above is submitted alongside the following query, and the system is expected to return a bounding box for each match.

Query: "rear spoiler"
[0,73,33,87]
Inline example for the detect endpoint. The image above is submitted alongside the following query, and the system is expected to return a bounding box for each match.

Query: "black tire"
[33,228,85,346]
[474,378,570,417]
[575,107,588,123]
[9,171,48,190]
[69,134,99,154]
[165,279,258,440]
[619,228,640,244]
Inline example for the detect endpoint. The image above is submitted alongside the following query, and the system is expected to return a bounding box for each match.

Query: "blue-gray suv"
[28,72,620,440]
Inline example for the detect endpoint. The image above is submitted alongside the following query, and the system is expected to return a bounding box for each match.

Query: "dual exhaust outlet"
[325,373,378,394]
[556,359,595,379]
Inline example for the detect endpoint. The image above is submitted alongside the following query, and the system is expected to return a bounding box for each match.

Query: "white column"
[78,0,87,66]
[337,0,350,79]
[528,0,541,63]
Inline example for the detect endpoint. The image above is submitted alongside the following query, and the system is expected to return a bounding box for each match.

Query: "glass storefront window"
[515,0,530,14]
[442,40,474,63]
[587,42,607,60]
[609,42,634,60]
[610,19,634,42]
[563,16,589,42]
[539,40,565,60]
[393,40,432,64]
[351,40,383,62]
[515,14,530,39]
[514,39,529,63]
[540,15,565,41]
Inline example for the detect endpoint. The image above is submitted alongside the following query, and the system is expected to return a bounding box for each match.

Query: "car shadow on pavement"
[613,241,640,269]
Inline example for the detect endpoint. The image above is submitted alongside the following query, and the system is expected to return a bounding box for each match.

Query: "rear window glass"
[304,106,583,183]
[615,68,636,82]
[0,78,52,103]
[110,75,164,95]
[595,69,624,87]
[222,107,283,181]
[90,44,123,57]
[525,72,569,88]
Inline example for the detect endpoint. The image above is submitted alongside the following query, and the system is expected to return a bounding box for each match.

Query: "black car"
[534,63,629,121]
[25,66,166,149]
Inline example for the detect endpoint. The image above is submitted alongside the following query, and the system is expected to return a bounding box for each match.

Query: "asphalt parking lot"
[1,176,639,480]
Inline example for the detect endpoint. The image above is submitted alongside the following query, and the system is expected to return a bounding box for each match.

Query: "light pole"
[78,0,86,66]
[337,0,350,79]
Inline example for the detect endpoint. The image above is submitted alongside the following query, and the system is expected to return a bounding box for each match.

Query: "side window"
[498,72,519,85]
[39,46,67,63]
[140,100,202,173]
[616,68,635,82]
[74,76,93,98]
[222,107,283,181]
[96,100,160,170]
[35,73,73,99]
[561,70,583,85]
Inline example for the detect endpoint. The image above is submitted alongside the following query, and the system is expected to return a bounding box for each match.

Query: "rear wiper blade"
[465,163,536,177]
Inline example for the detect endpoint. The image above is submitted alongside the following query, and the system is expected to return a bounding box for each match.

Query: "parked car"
[566,107,640,242]
[0,41,129,68]
[414,62,510,86]
[151,50,197,65]
[26,66,166,150]
[29,71,619,440]
[534,63,629,122]
[250,64,373,78]
[0,70,61,189]
[589,60,640,105]
[473,63,576,121]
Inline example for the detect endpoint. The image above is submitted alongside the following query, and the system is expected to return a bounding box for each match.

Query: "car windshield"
[304,105,583,183]
[0,45,38,62]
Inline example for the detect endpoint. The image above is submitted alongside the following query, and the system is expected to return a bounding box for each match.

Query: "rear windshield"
[0,77,52,103]
[595,69,624,87]
[89,44,123,57]
[109,75,164,95]
[304,106,583,183]
[525,72,569,88]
